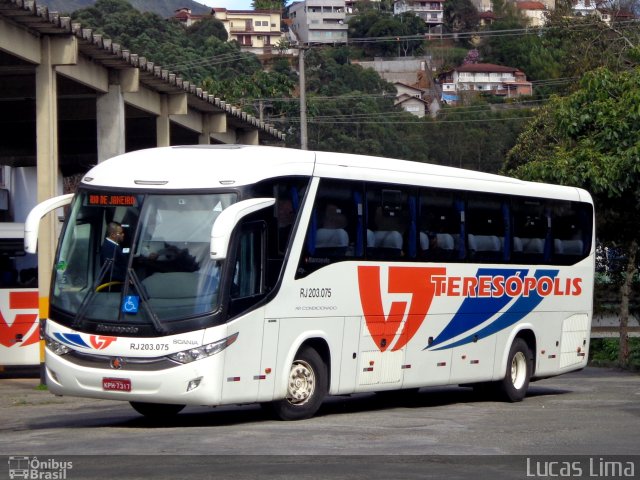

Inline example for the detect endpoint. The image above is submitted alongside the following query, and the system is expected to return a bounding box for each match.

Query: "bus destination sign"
[87,194,137,207]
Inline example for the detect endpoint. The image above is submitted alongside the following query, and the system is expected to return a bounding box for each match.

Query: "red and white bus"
[26,146,594,419]
[0,223,39,366]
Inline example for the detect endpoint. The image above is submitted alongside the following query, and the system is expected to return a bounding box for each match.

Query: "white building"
[438,63,533,104]
[288,0,348,44]
[393,0,446,27]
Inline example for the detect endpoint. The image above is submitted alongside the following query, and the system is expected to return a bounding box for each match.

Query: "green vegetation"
[43,0,211,17]
[71,0,288,98]
[252,0,287,9]
[348,11,427,58]
[590,338,640,371]
[504,66,640,367]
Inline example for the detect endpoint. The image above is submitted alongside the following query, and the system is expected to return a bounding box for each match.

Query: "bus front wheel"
[269,346,328,421]
[130,401,185,418]
[498,338,533,402]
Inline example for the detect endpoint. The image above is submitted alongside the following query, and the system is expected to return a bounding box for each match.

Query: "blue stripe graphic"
[54,333,90,349]
[427,269,559,351]
[428,268,527,349]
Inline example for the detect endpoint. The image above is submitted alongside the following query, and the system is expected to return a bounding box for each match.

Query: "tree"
[504,67,640,367]
[443,0,480,37]
[542,12,640,78]
[425,104,531,172]
[186,16,228,43]
[479,16,564,84]
[348,10,426,58]
[252,0,287,9]
[277,47,421,159]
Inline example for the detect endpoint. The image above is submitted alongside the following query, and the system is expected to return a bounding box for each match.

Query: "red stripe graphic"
[10,291,39,310]
[1,291,39,348]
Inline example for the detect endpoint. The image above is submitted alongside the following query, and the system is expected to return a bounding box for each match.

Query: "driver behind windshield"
[100,221,128,282]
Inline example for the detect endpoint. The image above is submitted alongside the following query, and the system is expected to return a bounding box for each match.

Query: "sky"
[201,0,255,11]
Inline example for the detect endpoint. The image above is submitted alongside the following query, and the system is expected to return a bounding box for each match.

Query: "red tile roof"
[516,1,546,9]
[456,63,522,73]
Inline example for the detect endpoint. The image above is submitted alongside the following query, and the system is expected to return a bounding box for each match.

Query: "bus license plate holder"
[102,377,131,392]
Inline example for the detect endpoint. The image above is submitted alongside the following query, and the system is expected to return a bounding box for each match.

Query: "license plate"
[102,377,131,392]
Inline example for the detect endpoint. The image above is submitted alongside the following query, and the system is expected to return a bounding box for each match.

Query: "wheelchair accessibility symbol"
[122,295,139,314]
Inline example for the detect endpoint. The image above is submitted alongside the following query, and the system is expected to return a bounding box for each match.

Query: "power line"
[156,20,640,74]
[343,19,640,45]
[268,114,536,124]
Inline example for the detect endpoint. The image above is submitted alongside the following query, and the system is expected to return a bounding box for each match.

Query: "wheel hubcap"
[511,351,527,390]
[286,360,315,405]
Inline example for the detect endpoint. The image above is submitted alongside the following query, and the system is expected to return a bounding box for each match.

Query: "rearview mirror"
[210,198,275,260]
[24,194,74,253]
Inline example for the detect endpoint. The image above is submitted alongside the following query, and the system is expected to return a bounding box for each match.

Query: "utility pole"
[298,44,308,150]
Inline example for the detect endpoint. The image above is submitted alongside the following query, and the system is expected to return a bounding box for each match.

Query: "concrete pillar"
[198,113,211,145]
[96,84,125,162]
[157,95,170,147]
[238,129,259,146]
[199,112,226,144]
[35,35,77,379]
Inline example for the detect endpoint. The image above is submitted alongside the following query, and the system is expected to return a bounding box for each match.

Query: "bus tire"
[130,401,185,418]
[269,346,327,421]
[498,338,532,402]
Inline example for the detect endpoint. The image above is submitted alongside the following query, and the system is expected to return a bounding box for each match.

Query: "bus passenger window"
[419,189,461,262]
[315,203,349,256]
[297,180,362,278]
[466,196,505,263]
[550,201,592,265]
[512,199,548,264]
[366,187,408,260]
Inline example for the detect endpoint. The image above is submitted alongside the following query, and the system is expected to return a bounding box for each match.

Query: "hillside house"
[287,0,348,44]
[393,0,446,28]
[438,63,533,105]
[173,7,286,55]
[516,1,548,26]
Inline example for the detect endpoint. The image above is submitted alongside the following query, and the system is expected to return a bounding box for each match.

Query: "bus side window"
[297,180,361,278]
[250,178,308,289]
[366,186,408,260]
[511,199,548,264]
[231,222,265,299]
[550,201,592,265]
[228,221,267,319]
[467,195,505,263]
[419,189,462,262]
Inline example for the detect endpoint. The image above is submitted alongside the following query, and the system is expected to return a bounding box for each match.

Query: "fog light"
[48,368,60,384]
[187,377,202,392]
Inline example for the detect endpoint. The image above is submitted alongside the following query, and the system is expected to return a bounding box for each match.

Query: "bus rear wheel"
[269,346,327,421]
[498,338,533,402]
[130,401,185,418]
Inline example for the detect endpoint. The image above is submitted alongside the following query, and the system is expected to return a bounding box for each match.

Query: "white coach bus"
[25,145,594,419]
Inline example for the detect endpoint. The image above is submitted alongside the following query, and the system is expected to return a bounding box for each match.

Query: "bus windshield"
[51,191,237,331]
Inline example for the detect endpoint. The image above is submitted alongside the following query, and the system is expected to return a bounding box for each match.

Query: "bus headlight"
[167,332,238,364]
[45,335,72,356]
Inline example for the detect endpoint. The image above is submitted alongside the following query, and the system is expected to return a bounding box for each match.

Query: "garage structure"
[0,0,285,316]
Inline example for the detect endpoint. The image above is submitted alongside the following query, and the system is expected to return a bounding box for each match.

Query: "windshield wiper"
[72,262,167,335]
[72,259,113,329]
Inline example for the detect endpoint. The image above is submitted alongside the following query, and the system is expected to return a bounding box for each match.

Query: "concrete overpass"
[0,0,285,322]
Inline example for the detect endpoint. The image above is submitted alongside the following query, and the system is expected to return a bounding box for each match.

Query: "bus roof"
[82,145,316,190]
[81,145,591,203]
